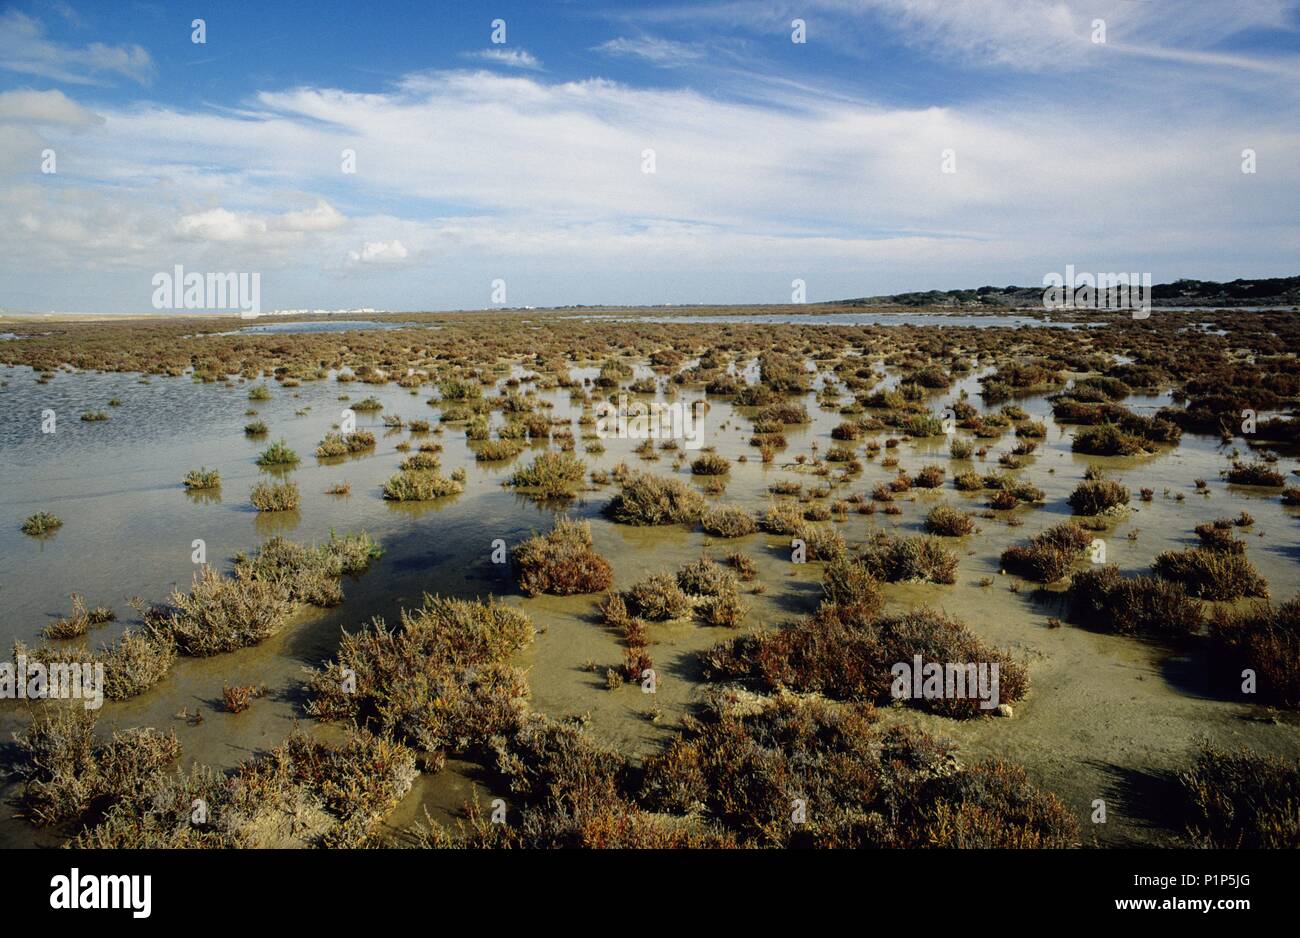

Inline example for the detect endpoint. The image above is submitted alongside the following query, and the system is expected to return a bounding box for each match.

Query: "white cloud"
[625,0,1300,75]
[347,240,409,264]
[463,48,542,70]
[0,88,103,125]
[0,34,1296,310]
[0,10,153,85]
[594,36,706,67]
[174,200,349,246]
[280,199,347,232]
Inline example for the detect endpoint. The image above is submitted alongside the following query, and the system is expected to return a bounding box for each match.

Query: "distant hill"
[834,276,1300,309]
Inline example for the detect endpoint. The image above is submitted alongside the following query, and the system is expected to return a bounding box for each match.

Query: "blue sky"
[1,0,1298,313]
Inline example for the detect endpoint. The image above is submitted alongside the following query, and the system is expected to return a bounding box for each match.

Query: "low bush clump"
[925,504,975,537]
[315,431,376,457]
[475,438,525,461]
[382,470,463,501]
[1067,478,1129,515]
[621,572,692,621]
[605,471,705,525]
[1226,461,1285,487]
[690,453,730,475]
[307,595,533,756]
[42,594,114,639]
[250,480,300,511]
[704,604,1026,717]
[232,532,381,606]
[639,691,1075,846]
[11,708,180,826]
[256,439,300,468]
[506,451,587,499]
[21,512,62,536]
[15,625,177,700]
[513,518,613,597]
[398,451,441,472]
[1194,521,1245,554]
[1072,423,1148,457]
[1177,745,1299,848]
[859,533,958,584]
[701,505,757,538]
[914,465,946,488]
[1000,521,1092,583]
[1066,565,1204,635]
[1210,597,1299,708]
[28,715,417,848]
[154,566,294,656]
[820,557,884,616]
[1153,548,1268,601]
[222,683,263,713]
[183,467,221,490]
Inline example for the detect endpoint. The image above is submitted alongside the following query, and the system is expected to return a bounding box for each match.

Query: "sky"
[1,0,1298,314]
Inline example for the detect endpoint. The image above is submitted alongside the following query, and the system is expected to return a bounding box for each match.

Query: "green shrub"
[382,470,463,501]
[250,480,300,511]
[475,439,526,461]
[256,439,300,468]
[315,431,376,457]
[506,451,587,499]
[183,467,221,490]
[21,512,62,536]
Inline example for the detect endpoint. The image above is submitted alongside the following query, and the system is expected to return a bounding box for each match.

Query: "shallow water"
[1,355,1297,846]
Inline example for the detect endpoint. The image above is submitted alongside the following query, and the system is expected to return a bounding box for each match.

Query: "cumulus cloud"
[347,240,409,264]
[174,200,349,246]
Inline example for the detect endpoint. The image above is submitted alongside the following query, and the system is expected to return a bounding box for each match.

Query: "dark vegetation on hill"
[834,275,1300,309]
